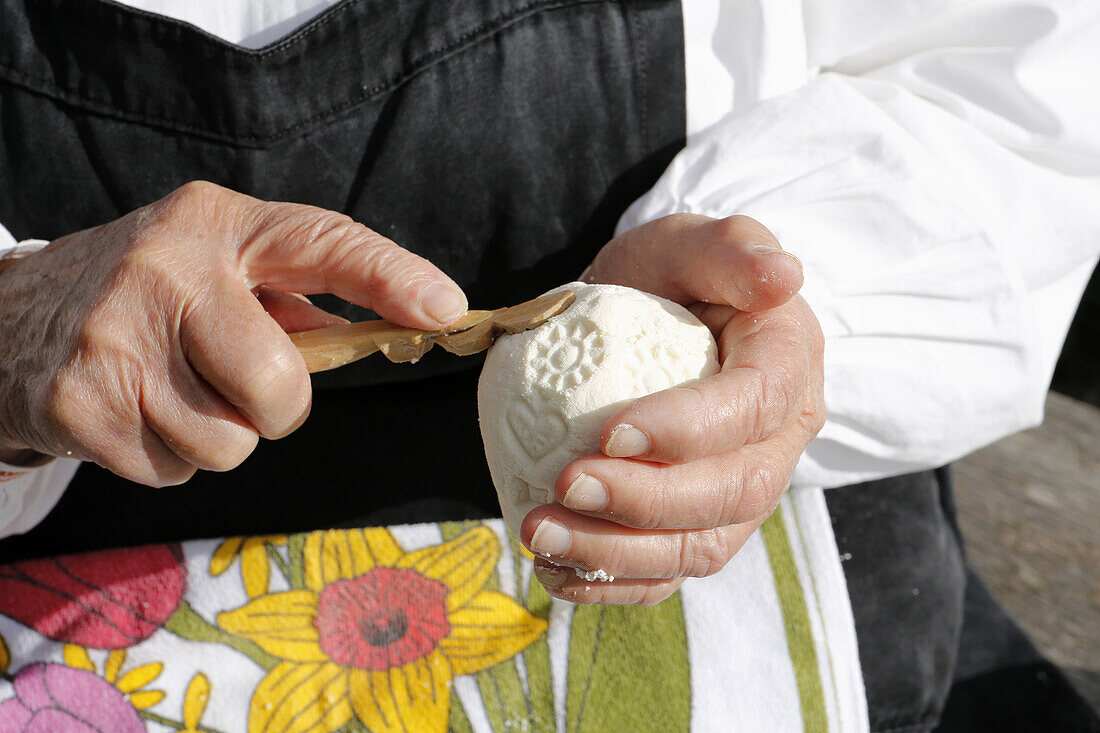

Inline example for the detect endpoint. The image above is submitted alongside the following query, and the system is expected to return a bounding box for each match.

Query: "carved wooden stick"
[290,290,575,373]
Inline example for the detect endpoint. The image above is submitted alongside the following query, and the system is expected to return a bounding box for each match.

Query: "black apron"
[0,0,687,552]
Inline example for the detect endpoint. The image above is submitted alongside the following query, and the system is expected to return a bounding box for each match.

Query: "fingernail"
[531,518,572,557]
[563,473,607,512]
[421,282,467,325]
[534,565,569,588]
[605,424,649,458]
[753,245,803,269]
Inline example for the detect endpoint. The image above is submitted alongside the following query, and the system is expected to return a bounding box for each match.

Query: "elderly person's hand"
[0,181,467,484]
[521,214,825,605]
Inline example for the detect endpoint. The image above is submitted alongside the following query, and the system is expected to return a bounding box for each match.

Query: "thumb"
[584,214,803,311]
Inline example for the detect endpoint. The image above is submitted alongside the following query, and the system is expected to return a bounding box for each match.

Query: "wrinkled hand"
[521,214,825,605]
[0,181,467,484]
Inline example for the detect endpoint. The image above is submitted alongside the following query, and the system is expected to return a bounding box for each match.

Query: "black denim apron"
[0,0,687,548]
[4,2,1068,729]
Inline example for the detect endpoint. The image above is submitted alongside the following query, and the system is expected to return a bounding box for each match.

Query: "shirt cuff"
[1,238,50,258]
[0,458,81,539]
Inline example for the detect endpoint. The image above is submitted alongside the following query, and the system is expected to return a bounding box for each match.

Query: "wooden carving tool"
[290,290,575,373]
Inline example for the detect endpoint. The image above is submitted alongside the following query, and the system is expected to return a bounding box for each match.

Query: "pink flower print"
[0,663,145,733]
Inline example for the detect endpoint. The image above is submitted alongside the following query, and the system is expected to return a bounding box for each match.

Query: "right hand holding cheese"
[502,214,825,606]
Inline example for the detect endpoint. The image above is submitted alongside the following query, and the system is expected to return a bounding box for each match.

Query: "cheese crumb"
[575,567,615,582]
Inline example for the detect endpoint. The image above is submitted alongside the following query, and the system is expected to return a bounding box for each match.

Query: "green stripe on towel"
[762,506,829,732]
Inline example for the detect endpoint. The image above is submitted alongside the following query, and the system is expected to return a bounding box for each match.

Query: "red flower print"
[217,527,547,733]
[315,567,449,670]
[0,544,186,648]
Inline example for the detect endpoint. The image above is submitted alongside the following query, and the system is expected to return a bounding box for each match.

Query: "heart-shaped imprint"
[511,477,551,506]
[507,399,567,460]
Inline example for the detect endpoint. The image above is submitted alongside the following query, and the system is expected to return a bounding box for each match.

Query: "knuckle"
[315,214,375,256]
[805,404,827,438]
[117,235,205,300]
[746,375,771,442]
[677,529,732,578]
[311,215,409,296]
[203,431,259,472]
[734,462,777,521]
[295,210,359,252]
[167,180,225,214]
[104,451,195,488]
[118,241,174,286]
[102,457,154,486]
[40,397,100,460]
[146,181,237,246]
[713,215,776,249]
[682,418,712,457]
[149,464,198,488]
[655,212,710,236]
[716,474,745,526]
[710,215,749,246]
[239,357,292,407]
[676,386,715,457]
[42,369,90,435]
[77,312,131,358]
[798,379,827,441]
[236,351,311,432]
[360,250,434,303]
[750,370,791,441]
[631,486,668,530]
[598,542,634,577]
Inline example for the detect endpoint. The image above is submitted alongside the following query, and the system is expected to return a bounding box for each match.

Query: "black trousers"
[829,468,1099,732]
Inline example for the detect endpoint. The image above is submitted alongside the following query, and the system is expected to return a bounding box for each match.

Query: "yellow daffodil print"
[217,526,547,733]
[63,645,166,711]
[211,535,288,598]
[180,672,212,733]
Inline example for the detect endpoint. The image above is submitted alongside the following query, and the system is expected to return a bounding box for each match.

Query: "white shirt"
[2,0,1098,537]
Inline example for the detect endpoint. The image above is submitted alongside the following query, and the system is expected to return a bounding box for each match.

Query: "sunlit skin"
[0,181,468,483]
[0,185,823,607]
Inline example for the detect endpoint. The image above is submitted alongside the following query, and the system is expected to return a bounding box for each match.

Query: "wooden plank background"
[954,391,1099,710]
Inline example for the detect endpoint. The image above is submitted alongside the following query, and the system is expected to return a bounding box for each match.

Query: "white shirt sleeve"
[0,221,16,250]
[621,0,1100,488]
[0,458,81,538]
[0,229,80,539]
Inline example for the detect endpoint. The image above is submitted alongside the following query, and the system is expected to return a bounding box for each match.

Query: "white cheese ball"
[478,282,720,537]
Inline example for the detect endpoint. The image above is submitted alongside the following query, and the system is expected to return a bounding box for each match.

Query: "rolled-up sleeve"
[620,0,1100,488]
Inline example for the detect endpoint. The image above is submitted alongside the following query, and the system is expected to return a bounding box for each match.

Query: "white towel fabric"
[0,504,864,732]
